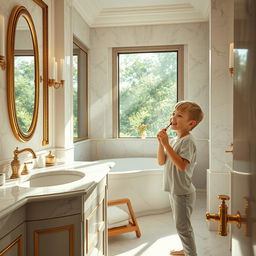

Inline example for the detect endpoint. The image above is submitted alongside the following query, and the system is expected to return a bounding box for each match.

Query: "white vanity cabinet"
[26,196,83,256]
[0,167,109,256]
[83,176,108,256]
[0,206,26,256]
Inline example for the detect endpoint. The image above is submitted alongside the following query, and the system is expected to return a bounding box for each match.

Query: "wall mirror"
[7,1,49,144]
[7,6,39,142]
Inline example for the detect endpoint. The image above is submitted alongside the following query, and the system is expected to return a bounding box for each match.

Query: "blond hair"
[174,101,204,129]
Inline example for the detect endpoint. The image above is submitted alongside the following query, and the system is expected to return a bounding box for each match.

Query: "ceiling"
[73,0,210,28]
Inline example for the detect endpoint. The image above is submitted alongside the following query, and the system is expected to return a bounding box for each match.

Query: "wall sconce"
[229,43,234,76]
[0,15,6,71]
[48,57,65,89]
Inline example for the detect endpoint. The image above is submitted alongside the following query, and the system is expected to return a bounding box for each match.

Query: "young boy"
[157,101,203,256]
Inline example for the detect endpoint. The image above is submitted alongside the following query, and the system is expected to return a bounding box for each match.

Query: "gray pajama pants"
[169,192,197,256]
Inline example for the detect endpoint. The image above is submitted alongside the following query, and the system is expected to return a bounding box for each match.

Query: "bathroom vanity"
[0,161,111,256]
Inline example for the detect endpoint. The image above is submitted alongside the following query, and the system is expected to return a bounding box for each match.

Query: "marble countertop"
[0,161,114,218]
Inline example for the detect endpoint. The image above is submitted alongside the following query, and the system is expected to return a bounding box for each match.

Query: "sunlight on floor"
[141,235,183,256]
[113,235,182,256]
[115,243,148,256]
[109,192,230,256]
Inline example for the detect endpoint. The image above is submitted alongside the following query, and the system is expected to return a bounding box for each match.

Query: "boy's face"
[170,109,196,132]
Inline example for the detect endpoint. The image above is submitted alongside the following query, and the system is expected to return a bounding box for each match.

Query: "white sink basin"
[20,170,85,187]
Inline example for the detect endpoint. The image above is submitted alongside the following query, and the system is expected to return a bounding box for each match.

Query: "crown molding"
[92,4,208,27]
[73,2,209,28]
[73,0,102,26]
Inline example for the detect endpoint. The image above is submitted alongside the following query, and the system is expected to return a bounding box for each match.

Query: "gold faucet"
[10,147,37,179]
[206,195,248,236]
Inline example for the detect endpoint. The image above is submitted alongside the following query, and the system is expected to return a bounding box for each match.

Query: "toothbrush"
[163,122,172,131]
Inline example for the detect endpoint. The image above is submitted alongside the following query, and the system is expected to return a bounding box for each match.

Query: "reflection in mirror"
[14,15,35,133]
[7,6,39,142]
[73,38,88,141]
[234,48,248,84]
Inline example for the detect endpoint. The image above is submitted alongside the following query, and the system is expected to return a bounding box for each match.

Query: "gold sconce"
[48,57,65,89]
[48,78,64,89]
[229,43,234,76]
[0,15,6,70]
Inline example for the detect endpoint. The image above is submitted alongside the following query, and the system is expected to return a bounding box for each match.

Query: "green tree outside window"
[119,52,178,138]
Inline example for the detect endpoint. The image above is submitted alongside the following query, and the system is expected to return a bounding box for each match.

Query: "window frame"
[112,45,184,138]
[73,36,89,143]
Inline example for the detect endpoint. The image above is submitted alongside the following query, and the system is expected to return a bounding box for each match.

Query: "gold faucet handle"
[218,195,230,201]
[21,161,32,175]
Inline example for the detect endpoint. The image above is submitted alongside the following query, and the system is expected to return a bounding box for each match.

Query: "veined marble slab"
[0,161,113,218]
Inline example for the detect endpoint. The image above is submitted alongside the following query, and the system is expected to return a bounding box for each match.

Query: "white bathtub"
[99,158,171,216]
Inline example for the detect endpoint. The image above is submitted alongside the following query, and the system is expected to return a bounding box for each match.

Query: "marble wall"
[207,0,233,231]
[209,0,233,171]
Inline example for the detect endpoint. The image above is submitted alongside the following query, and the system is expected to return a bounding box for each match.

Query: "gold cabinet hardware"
[206,195,249,236]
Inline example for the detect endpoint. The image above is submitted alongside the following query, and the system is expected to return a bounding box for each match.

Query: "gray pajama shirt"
[163,133,197,256]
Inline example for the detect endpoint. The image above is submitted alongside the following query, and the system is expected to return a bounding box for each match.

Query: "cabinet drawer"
[84,176,106,213]
[85,198,105,255]
[26,196,82,221]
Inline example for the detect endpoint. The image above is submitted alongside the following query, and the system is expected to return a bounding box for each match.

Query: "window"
[112,46,184,138]
[73,37,88,141]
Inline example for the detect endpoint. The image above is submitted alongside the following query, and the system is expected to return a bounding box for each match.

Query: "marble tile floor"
[108,192,230,256]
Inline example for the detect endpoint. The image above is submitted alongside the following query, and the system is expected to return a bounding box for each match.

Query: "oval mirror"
[7,6,39,142]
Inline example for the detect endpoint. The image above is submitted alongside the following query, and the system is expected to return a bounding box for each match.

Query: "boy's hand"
[157,129,169,147]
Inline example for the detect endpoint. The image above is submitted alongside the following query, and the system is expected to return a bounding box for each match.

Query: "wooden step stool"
[108,198,141,238]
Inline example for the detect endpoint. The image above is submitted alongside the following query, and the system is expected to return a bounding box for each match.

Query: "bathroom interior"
[0,0,255,255]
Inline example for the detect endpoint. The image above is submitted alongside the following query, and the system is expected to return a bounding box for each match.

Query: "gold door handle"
[206,195,249,236]
[225,143,233,153]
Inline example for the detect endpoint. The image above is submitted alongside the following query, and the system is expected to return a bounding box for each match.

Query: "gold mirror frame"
[7,5,39,142]
[33,0,49,145]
